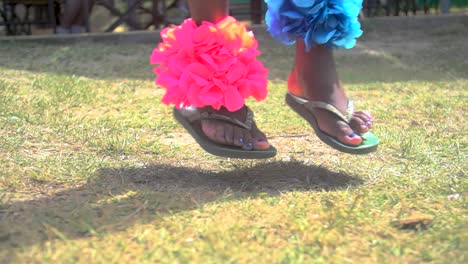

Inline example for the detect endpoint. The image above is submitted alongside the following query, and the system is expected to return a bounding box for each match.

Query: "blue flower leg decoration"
[264,0,363,51]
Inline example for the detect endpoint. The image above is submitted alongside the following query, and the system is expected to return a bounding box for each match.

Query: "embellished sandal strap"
[183,107,254,131]
[288,93,354,123]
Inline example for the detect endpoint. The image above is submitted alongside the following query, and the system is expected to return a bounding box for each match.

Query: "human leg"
[58,0,82,29]
[151,0,275,158]
[187,0,228,24]
[58,0,93,33]
[265,0,378,153]
[288,40,374,146]
[71,0,93,33]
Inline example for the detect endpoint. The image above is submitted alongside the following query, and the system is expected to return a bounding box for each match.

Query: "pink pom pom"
[150,17,268,112]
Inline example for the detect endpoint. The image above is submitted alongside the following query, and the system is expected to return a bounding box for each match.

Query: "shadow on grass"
[1,161,362,258]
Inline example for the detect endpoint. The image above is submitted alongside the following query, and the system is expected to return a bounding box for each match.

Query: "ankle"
[287,67,306,98]
[287,66,348,111]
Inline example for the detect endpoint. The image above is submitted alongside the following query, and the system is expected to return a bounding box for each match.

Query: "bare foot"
[199,106,271,151]
[289,42,374,146]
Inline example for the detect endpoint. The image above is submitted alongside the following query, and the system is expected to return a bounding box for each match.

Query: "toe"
[251,124,270,150]
[201,120,219,142]
[335,121,363,146]
[356,111,374,128]
[214,124,227,144]
[224,124,234,145]
[233,127,244,147]
[349,114,370,133]
[360,110,373,121]
[349,111,374,133]
[201,120,231,146]
[241,130,254,150]
[254,139,270,150]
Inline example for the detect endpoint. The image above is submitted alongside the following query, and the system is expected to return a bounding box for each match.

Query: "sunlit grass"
[0,17,467,263]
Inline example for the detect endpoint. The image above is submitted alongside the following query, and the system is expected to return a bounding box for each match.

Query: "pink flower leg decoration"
[150,17,269,112]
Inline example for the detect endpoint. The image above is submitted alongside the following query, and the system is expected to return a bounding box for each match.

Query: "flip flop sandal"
[286,92,379,154]
[173,106,277,159]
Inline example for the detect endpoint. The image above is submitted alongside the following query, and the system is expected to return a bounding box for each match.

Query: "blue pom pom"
[265,0,363,50]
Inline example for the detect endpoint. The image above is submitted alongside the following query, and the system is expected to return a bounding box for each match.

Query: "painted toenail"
[245,142,253,148]
[239,138,244,143]
[366,121,372,126]
[348,133,357,138]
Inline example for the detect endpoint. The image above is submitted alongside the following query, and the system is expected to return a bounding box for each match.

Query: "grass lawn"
[0,16,467,263]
